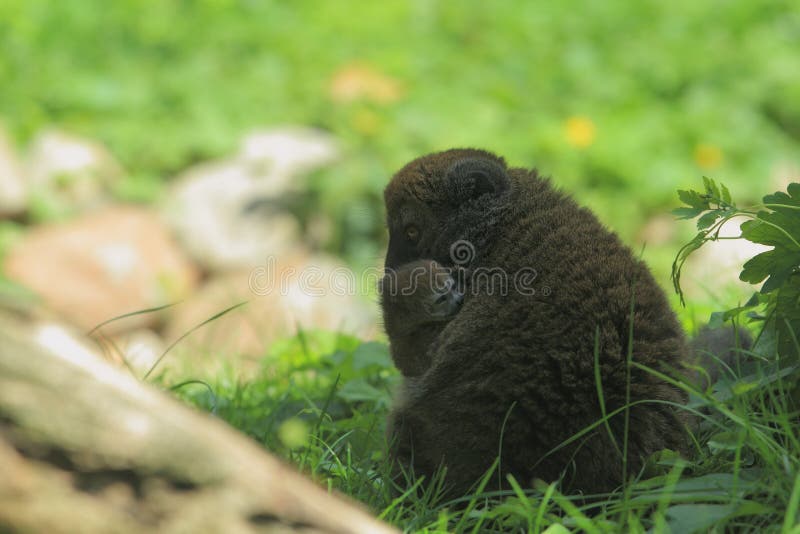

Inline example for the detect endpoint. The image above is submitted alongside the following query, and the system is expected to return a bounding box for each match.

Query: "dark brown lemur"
[383,148,691,497]
[380,259,464,377]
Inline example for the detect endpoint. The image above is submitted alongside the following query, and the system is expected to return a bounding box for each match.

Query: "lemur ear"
[445,158,509,205]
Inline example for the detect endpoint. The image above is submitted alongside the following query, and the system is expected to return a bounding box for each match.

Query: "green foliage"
[672,178,800,358]
[1,0,796,268]
[172,330,397,489]
[169,329,798,532]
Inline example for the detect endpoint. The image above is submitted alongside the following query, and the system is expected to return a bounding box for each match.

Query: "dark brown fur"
[382,148,690,497]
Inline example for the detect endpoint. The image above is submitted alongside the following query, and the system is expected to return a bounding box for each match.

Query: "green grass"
[159,324,799,533]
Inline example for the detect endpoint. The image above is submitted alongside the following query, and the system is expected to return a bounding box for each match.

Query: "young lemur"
[380,259,464,377]
[381,148,693,497]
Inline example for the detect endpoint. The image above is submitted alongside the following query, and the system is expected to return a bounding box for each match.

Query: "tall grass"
[166,322,796,533]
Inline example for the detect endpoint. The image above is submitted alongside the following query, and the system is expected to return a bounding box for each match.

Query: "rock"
[4,206,199,334]
[0,126,26,216]
[164,252,377,362]
[164,127,338,271]
[163,159,302,271]
[239,127,339,183]
[25,129,123,216]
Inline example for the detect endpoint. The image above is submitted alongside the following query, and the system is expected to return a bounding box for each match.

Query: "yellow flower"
[694,143,723,169]
[564,116,596,148]
[329,63,403,104]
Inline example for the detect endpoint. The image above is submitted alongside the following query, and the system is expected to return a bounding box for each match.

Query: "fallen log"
[0,324,396,534]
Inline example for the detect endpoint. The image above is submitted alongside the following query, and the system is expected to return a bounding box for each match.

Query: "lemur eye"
[405,225,420,242]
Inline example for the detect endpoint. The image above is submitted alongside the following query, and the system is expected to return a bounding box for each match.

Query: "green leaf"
[667,503,735,532]
[739,249,778,285]
[665,502,774,534]
[741,214,800,250]
[709,297,760,328]
[672,207,704,220]
[707,431,745,453]
[337,378,389,406]
[697,210,721,230]
[720,183,732,205]
[633,471,758,498]
[703,176,721,201]
[776,275,800,358]
[678,189,710,210]
[541,525,570,534]
[763,182,800,210]
[730,380,760,395]
[740,249,800,293]
[672,231,709,304]
[678,232,707,263]
[351,341,391,371]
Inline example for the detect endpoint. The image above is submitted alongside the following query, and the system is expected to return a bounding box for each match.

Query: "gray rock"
[163,252,377,361]
[25,129,123,216]
[164,127,338,271]
[4,206,199,334]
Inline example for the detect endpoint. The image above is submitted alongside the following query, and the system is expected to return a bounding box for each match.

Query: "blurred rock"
[0,126,26,216]
[239,127,339,183]
[164,252,377,358]
[164,127,338,271]
[4,206,199,334]
[26,129,123,216]
[164,159,302,271]
[682,219,770,299]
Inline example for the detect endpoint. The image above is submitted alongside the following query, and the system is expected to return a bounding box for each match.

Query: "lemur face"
[380,259,463,330]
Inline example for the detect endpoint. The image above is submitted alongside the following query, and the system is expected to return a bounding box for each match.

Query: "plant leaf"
[703,176,721,201]
[697,210,721,230]
[351,341,392,370]
[665,502,773,534]
[776,275,800,359]
[678,189,710,210]
[337,378,389,406]
[740,249,800,294]
[672,207,704,220]
[720,183,732,205]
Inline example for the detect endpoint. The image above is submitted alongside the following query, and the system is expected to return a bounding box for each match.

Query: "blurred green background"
[2,0,798,318]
